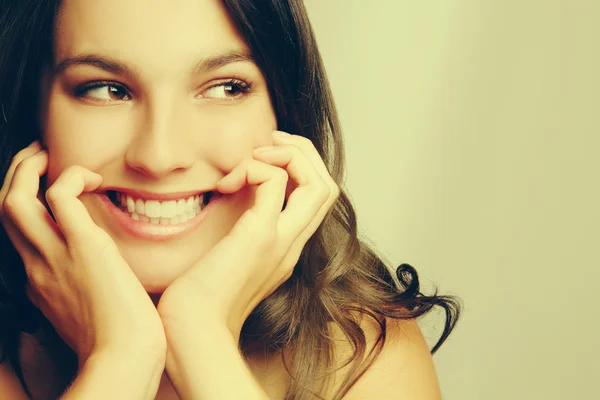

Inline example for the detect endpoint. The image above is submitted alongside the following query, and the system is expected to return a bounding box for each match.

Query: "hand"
[156,130,340,339]
[0,141,166,366]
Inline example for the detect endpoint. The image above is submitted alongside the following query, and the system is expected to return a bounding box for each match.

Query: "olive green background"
[304,1,599,399]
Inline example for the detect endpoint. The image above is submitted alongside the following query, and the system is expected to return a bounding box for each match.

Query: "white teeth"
[185,197,194,212]
[145,200,161,218]
[127,196,135,213]
[115,192,208,224]
[177,199,186,215]
[160,200,177,218]
[135,199,145,215]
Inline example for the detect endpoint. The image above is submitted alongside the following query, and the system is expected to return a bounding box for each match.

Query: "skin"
[4,0,338,397]
[40,0,278,293]
[0,0,443,398]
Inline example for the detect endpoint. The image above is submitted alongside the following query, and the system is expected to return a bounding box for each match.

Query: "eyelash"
[72,78,253,102]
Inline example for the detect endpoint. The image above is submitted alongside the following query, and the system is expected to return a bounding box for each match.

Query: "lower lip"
[98,192,222,241]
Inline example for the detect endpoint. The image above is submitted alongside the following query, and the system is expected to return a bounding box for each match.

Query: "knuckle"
[11,148,33,168]
[286,143,301,153]
[26,266,51,291]
[318,184,330,202]
[3,192,24,218]
[303,139,320,154]
[46,165,89,204]
[276,168,289,182]
[45,185,64,204]
[11,155,30,177]
[296,135,314,147]
[290,144,308,159]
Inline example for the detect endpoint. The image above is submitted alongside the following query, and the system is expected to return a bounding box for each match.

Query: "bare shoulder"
[326,310,442,400]
[0,344,29,400]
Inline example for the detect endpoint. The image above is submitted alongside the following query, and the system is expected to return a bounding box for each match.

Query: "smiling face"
[39,0,278,292]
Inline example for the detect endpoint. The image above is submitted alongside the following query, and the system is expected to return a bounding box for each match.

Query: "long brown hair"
[0,1,462,398]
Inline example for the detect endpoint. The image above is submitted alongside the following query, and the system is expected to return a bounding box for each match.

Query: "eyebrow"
[53,49,255,78]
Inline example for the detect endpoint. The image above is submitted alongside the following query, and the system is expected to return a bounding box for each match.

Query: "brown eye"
[201,79,251,100]
[74,82,131,102]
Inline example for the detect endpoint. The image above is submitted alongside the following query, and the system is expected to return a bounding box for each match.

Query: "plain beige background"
[304,1,599,399]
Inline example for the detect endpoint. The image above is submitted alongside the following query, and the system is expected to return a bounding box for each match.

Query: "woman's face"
[39,0,277,292]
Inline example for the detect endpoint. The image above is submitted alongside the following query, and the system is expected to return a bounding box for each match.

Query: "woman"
[0,0,461,399]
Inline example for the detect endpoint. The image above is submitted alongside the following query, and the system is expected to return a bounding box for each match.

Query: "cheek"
[201,100,277,167]
[43,92,128,185]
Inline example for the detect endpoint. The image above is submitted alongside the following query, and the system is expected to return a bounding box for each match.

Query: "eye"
[201,79,252,100]
[74,81,131,102]
[72,79,253,103]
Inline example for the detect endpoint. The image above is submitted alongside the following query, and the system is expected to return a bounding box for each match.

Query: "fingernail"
[273,131,290,136]
[28,140,40,148]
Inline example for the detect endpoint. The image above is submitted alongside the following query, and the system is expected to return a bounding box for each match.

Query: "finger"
[252,144,326,240]
[0,140,42,219]
[271,131,340,219]
[2,215,40,266]
[2,150,64,259]
[187,159,288,293]
[271,130,341,210]
[253,145,313,186]
[272,131,339,194]
[45,165,103,243]
[217,158,287,230]
[0,141,44,255]
[266,133,341,274]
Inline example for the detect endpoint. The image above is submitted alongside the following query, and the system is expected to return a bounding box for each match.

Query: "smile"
[98,190,221,241]
[109,191,211,224]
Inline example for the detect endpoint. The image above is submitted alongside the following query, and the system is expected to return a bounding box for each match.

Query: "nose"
[124,103,195,179]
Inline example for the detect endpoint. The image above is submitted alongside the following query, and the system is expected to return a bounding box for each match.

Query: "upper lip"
[100,187,211,201]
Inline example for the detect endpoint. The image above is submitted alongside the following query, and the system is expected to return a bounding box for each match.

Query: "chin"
[140,276,176,294]
[122,253,196,294]
[134,267,181,294]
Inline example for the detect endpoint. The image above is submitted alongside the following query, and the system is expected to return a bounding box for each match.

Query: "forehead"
[54,0,248,73]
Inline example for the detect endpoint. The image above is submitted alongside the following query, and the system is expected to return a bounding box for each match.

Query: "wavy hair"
[0,0,462,398]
